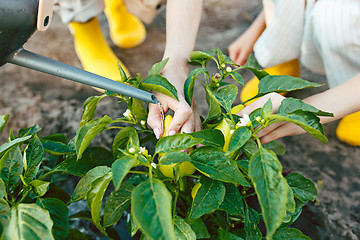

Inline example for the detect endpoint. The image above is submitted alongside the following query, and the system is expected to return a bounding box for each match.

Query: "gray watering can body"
[0,0,158,104]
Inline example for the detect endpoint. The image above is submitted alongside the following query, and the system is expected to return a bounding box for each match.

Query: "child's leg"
[303,0,360,146]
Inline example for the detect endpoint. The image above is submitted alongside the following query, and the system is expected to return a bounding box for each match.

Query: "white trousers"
[254,0,360,88]
[54,0,104,24]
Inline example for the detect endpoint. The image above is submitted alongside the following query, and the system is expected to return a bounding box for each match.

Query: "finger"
[257,121,286,138]
[259,123,304,144]
[168,101,193,135]
[147,103,164,139]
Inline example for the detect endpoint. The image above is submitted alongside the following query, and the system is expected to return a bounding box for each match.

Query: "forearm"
[162,0,203,67]
[303,73,360,124]
[244,9,266,43]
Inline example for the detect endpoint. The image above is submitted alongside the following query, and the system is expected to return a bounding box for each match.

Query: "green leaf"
[244,206,262,240]
[75,115,113,159]
[189,129,225,149]
[158,152,191,165]
[42,133,67,144]
[0,135,31,157]
[204,87,222,122]
[112,127,139,158]
[0,115,9,133]
[112,156,136,190]
[268,111,328,143]
[24,135,44,181]
[189,50,216,67]
[217,229,244,240]
[0,178,6,199]
[228,127,252,154]
[30,180,50,197]
[174,216,196,240]
[65,229,91,240]
[262,98,273,116]
[241,54,269,80]
[263,141,285,156]
[256,75,322,97]
[132,178,176,240]
[190,147,250,186]
[18,125,41,138]
[249,148,288,239]
[104,182,134,227]
[184,218,210,239]
[86,172,112,225]
[242,138,259,159]
[117,61,128,82]
[155,134,203,155]
[129,98,148,121]
[52,147,113,177]
[212,85,238,114]
[0,199,10,234]
[184,68,206,105]
[229,71,245,87]
[141,74,178,100]
[0,145,23,192]
[36,198,69,240]
[218,183,245,217]
[80,95,105,127]
[148,58,169,76]
[70,166,111,203]
[43,183,71,204]
[278,98,333,117]
[273,227,311,240]
[40,138,74,156]
[190,176,226,218]
[286,172,317,202]
[3,203,54,240]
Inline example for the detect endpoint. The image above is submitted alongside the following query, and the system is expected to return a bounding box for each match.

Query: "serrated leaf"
[174,216,196,240]
[190,176,226,218]
[3,203,54,240]
[148,58,169,76]
[249,148,288,239]
[184,68,206,105]
[286,172,317,202]
[80,95,105,127]
[141,74,178,100]
[104,182,134,227]
[112,156,136,190]
[190,147,250,186]
[132,179,176,240]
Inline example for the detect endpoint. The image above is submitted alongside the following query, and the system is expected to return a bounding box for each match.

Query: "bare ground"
[0,1,359,239]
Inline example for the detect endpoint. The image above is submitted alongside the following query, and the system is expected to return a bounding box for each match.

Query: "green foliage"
[0,49,327,239]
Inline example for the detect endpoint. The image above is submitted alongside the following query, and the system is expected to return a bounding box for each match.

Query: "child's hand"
[236,93,305,144]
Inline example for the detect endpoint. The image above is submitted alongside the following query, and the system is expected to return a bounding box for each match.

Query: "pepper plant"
[0,48,329,239]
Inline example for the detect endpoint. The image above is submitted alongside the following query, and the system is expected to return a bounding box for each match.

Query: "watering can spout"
[8,48,158,104]
[0,0,158,104]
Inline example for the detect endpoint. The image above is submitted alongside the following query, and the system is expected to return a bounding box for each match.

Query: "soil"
[0,0,359,239]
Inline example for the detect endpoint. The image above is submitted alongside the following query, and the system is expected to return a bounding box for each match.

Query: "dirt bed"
[0,1,359,239]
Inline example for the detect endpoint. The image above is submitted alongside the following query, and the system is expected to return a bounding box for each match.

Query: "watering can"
[0,0,158,104]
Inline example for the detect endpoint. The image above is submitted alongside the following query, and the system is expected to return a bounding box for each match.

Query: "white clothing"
[254,0,360,88]
[54,0,104,24]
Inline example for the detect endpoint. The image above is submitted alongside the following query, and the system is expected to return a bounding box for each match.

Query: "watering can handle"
[8,48,158,104]
[37,0,54,31]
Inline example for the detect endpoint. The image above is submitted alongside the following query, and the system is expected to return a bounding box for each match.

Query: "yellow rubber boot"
[104,0,146,49]
[69,17,129,92]
[336,111,360,146]
[240,59,301,105]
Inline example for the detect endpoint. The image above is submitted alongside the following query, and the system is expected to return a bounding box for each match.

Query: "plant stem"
[173,184,180,221]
